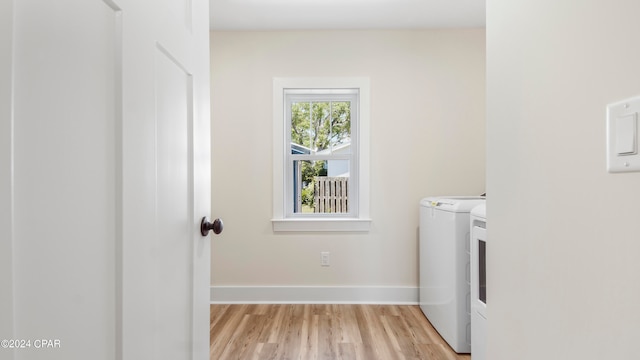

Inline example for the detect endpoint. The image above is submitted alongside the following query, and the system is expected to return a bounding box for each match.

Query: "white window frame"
[285,90,358,218]
[272,77,371,232]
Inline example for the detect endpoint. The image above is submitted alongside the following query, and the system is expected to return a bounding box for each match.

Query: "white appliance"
[470,204,487,360]
[419,196,486,354]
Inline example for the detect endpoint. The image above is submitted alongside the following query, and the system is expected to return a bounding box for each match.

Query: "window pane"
[311,102,330,152]
[292,159,350,214]
[290,101,333,153]
[291,102,311,154]
[330,101,351,153]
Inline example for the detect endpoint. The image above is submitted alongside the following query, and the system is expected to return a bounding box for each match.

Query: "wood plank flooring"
[210,304,471,360]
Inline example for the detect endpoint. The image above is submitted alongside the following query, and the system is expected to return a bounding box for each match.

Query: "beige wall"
[487,0,640,358]
[210,30,485,296]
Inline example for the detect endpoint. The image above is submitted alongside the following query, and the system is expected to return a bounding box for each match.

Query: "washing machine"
[470,204,487,360]
[419,196,485,354]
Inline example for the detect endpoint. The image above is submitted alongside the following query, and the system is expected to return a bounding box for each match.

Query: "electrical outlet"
[321,252,330,267]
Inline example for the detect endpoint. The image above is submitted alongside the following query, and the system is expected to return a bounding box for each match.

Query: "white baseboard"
[210,285,418,304]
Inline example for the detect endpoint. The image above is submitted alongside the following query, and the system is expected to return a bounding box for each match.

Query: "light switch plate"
[615,114,637,155]
[607,96,640,173]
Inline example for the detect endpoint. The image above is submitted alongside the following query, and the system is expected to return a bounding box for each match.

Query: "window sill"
[271,218,372,232]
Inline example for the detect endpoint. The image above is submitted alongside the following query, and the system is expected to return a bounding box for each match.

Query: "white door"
[0,0,212,359]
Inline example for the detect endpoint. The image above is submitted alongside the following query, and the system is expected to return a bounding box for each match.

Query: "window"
[286,90,357,216]
[272,78,371,232]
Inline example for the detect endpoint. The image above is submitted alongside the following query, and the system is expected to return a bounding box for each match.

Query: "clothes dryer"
[470,204,487,360]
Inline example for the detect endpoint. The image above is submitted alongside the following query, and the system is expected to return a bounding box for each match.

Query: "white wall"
[487,1,640,358]
[210,30,485,301]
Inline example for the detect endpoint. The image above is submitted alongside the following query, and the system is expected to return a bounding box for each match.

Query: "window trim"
[272,77,371,232]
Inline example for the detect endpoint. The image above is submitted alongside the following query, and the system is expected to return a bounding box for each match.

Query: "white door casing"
[0,0,211,359]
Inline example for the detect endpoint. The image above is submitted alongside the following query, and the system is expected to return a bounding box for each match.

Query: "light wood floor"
[210,304,471,360]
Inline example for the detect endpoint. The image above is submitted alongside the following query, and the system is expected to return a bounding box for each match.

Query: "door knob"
[201,217,223,236]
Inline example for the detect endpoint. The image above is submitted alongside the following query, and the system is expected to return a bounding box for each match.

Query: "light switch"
[607,96,640,173]
[616,113,637,155]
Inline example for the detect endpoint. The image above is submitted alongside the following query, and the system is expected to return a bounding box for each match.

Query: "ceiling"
[210,0,486,31]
